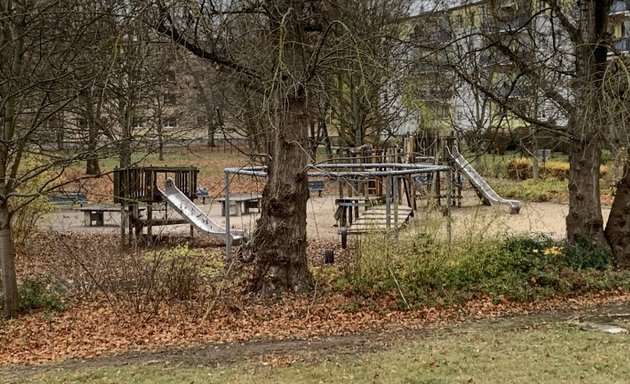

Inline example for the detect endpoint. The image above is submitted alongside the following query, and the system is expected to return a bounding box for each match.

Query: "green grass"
[492,178,568,203]
[12,318,630,383]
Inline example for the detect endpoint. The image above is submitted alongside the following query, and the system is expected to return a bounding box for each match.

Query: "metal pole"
[446,169,452,246]
[224,171,232,260]
[393,175,399,230]
[385,175,391,229]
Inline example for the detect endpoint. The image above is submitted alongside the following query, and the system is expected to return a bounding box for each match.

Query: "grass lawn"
[92,146,250,177]
[13,316,630,384]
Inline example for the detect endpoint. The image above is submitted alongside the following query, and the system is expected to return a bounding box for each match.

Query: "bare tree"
[322,0,414,147]
[0,0,116,317]
[153,0,317,292]
[422,0,630,259]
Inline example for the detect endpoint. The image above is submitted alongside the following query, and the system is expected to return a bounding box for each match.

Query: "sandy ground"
[39,189,611,245]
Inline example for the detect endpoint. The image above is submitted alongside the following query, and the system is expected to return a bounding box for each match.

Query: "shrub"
[10,195,55,246]
[24,233,217,318]
[17,276,64,312]
[349,231,623,307]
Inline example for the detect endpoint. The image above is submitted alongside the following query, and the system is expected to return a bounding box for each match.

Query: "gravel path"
[39,191,611,243]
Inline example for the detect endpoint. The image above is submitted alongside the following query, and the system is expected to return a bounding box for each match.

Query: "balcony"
[613,37,630,54]
[610,0,630,15]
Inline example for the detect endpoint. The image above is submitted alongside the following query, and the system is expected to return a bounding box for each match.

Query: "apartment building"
[408,0,625,144]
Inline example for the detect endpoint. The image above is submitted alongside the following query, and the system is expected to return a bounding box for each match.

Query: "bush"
[23,233,218,318]
[10,195,55,246]
[17,276,64,312]
[349,231,623,306]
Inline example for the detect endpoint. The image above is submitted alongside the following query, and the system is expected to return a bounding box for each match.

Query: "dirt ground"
[39,189,611,244]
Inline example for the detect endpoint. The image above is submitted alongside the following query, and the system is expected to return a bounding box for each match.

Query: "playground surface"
[40,189,611,243]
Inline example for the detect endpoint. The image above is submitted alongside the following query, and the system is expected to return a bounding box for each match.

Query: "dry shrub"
[9,157,56,246]
[22,232,220,318]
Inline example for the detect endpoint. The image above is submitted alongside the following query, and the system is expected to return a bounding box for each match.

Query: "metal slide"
[158,178,247,241]
[449,148,521,214]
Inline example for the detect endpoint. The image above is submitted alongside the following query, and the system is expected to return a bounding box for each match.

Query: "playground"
[39,190,607,245]
[38,136,595,248]
[3,141,627,380]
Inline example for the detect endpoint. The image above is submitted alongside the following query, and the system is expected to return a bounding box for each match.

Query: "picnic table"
[78,205,144,227]
[217,193,262,216]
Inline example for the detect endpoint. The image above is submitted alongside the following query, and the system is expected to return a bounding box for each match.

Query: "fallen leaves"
[2,290,630,367]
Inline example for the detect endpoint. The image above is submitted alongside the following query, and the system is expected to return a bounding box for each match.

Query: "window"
[77,118,88,129]
[164,93,177,105]
[164,116,177,128]
[132,117,143,129]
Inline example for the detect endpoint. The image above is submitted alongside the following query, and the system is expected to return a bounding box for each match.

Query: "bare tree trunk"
[119,107,133,168]
[120,127,132,168]
[250,94,312,293]
[207,122,215,147]
[56,129,64,151]
[248,0,312,293]
[319,117,333,160]
[0,184,18,318]
[86,110,101,175]
[566,0,609,249]
[566,131,607,246]
[606,153,630,266]
[157,115,164,161]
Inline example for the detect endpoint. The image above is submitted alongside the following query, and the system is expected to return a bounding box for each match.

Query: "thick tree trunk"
[566,133,607,247]
[248,0,312,294]
[605,156,630,266]
[250,95,313,293]
[0,185,18,318]
[566,0,609,249]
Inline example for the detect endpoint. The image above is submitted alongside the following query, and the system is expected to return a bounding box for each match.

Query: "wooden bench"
[217,193,262,216]
[50,192,88,206]
[196,187,209,204]
[308,180,325,197]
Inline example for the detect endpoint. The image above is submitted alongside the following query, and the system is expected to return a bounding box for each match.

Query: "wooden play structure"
[113,166,199,245]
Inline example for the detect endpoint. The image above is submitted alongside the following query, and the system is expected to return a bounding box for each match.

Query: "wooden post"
[120,205,128,248]
[147,204,153,239]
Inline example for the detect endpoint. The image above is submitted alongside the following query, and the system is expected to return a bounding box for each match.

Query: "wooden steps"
[339,204,413,236]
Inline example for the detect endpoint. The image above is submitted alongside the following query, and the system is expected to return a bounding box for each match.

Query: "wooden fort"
[113,166,199,245]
